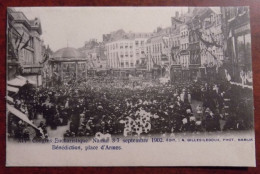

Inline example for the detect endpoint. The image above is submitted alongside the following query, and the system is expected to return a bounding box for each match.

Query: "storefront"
[170,64,182,83]
[170,64,200,83]
[227,8,252,85]
[21,65,43,86]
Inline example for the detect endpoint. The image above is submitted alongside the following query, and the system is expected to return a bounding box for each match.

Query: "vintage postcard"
[6,7,255,166]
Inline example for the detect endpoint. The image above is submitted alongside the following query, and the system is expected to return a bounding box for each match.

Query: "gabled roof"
[196,7,213,21]
[10,11,42,35]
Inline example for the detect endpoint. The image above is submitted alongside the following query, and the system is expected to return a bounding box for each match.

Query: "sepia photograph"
[6,7,255,166]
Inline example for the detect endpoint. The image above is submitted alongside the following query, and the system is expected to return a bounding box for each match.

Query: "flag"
[15,36,19,45]
[151,55,156,65]
[17,32,24,50]
[117,53,120,67]
[20,36,31,50]
[39,52,49,64]
[89,54,95,67]
[162,37,168,48]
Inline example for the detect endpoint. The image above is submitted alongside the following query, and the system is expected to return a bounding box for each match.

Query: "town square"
[6,7,254,141]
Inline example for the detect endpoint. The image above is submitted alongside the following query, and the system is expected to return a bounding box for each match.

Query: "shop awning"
[7,104,40,130]
[6,96,14,103]
[7,78,26,87]
[16,76,37,85]
[7,76,36,87]
[7,86,19,93]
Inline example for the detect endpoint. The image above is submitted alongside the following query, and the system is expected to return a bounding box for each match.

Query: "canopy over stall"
[6,96,14,103]
[7,104,40,130]
[7,76,36,87]
[7,86,19,93]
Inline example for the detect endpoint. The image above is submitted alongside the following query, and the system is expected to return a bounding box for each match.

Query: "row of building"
[81,7,251,84]
[7,7,252,87]
[101,7,225,80]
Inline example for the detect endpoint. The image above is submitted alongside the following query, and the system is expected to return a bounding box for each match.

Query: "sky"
[15,7,188,52]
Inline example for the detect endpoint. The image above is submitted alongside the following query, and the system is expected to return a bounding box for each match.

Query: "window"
[216,15,219,25]
[237,33,252,66]
[210,15,214,23]
[135,41,139,45]
[130,51,133,57]
[29,37,33,47]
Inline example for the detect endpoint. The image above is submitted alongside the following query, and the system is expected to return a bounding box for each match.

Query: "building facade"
[79,39,107,71]
[7,8,44,86]
[221,7,252,85]
[99,7,248,83]
[104,30,152,74]
[169,7,225,82]
[146,17,183,78]
[146,35,170,68]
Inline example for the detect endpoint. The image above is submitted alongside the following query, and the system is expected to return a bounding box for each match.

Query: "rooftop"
[50,47,86,62]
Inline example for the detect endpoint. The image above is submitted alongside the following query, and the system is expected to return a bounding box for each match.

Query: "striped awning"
[7,104,40,130]
[6,96,14,103]
[7,86,19,93]
[7,76,36,87]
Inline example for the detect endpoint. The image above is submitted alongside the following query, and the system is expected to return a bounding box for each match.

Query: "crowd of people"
[7,76,254,141]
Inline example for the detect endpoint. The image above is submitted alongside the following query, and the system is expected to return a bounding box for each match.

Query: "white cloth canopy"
[16,76,36,85]
[7,86,19,93]
[7,76,36,87]
[6,96,14,103]
[7,78,26,87]
[7,104,40,130]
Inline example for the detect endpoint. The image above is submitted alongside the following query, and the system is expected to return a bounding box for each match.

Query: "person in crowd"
[8,74,253,140]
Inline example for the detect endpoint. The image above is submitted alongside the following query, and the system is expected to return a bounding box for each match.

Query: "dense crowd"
[7,76,254,140]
